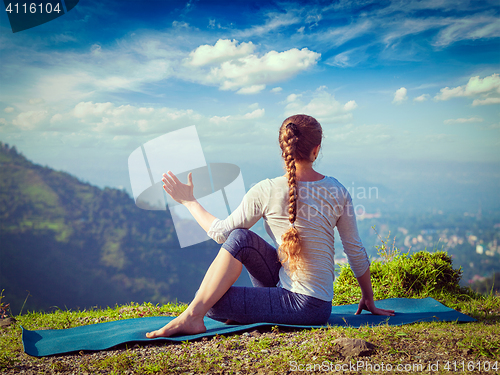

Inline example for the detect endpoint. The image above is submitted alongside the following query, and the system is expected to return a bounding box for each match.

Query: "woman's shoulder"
[308,175,351,200]
[246,176,287,195]
[252,175,287,188]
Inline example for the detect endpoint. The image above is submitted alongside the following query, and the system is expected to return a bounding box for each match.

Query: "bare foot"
[146,311,206,338]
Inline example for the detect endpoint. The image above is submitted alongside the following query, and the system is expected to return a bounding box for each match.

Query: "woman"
[146,114,394,338]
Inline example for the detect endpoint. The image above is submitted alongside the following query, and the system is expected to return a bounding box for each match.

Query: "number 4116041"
[5,2,62,14]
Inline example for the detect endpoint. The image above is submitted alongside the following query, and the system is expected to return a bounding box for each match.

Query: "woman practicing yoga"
[146,114,394,338]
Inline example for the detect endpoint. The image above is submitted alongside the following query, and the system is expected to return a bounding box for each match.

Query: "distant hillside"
[0,143,223,313]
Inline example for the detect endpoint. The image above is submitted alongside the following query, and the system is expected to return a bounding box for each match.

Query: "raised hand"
[162,171,195,205]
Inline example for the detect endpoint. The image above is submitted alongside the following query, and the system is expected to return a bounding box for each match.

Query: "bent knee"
[227,228,252,241]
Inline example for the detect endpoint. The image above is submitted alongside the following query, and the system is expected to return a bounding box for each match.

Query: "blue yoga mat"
[22,297,475,357]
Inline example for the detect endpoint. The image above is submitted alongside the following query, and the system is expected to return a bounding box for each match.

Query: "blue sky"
[1,0,499,213]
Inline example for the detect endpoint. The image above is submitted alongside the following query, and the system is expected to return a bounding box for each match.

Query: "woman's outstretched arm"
[162,171,216,233]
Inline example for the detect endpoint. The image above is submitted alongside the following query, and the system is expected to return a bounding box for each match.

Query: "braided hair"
[278,114,323,274]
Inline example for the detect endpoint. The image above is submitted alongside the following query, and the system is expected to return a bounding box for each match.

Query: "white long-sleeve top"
[207,175,370,301]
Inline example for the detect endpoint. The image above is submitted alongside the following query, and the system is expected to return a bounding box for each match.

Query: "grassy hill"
[0,142,222,314]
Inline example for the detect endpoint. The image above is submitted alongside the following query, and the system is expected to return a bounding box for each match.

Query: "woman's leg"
[207,286,332,325]
[146,248,242,338]
[221,228,282,288]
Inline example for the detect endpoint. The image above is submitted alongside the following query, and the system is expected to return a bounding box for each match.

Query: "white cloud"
[444,117,484,124]
[344,100,358,111]
[311,3,500,65]
[208,108,264,123]
[209,115,231,125]
[323,46,370,68]
[271,87,282,93]
[72,102,114,118]
[0,118,7,125]
[326,124,392,147]
[187,39,255,66]
[284,87,357,124]
[318,20,373,48]
[485,123,500,130]
[472,97,500,106]
[90,44,102,55]
[435,74,500,103]
[28,98,45,105]
[50,114,63,123]
[235,11,301,38]
[237,85,266,95]
[241,108,265,119]
[392,87,408,104]
[21,101,204,135]
[203,47,320,93]
[413,94,429,102]
[4,107,14,113]
[433,15,500,47]
[12,110,48,130]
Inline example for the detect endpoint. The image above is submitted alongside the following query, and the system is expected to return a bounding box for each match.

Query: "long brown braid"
[278,114,323,274]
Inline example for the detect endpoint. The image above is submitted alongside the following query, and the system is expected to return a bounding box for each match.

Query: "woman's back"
[252,175,369,301]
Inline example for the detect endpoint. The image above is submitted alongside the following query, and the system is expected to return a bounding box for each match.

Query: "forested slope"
[0,143,220,313]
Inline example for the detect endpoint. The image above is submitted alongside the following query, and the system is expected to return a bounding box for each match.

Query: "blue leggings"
[205,229,332,325]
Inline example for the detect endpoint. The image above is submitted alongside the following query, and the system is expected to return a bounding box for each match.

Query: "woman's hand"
[162,171,195,205]
[355,296,395,316]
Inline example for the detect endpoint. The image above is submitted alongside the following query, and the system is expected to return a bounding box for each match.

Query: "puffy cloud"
[435,74,500,104]
[413,94,429,102]
[344,100,358,111]
[45,101,203,135]
[72,101,114,118]
[187,39,255,66]
[50,113,63,123]
[444,117,484,124]
[4,107,14,113]
[12,110,48,130]
[197,43,320,93]
[472,97,500,106]
[237,85,266,95]
[270,87,282,93]
[241,108,265,119]
[284,87,357,124]
[392,87,408,104]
